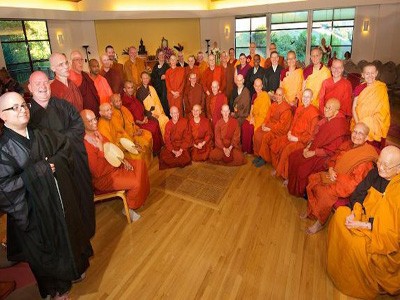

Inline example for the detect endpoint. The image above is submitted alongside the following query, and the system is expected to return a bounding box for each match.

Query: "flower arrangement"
[211,47,221,65]
[158,46,176,61]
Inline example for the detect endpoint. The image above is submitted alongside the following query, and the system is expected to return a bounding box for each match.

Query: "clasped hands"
[303,146,316,158]
[287,131,298,142]
[121,159,134,171]
[345,213,371,230]
[172,148,183,158]
[171,91,180,99]
[223,146,232,157]
[194,141,206,149]
[261,124,271,132]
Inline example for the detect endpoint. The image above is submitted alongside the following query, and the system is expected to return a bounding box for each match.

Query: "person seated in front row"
[327,146,400,299]
[252,87,292,168]
[159,106,192,170]
[189,104,212,162]
[287,98,349,197]
[209,104,246,166]
[303,122,378,234]
[81,109,150,222]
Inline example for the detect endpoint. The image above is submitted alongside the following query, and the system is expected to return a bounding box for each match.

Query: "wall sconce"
[224,25,230,38]
[57,33,64,46]
[362,20,370,32]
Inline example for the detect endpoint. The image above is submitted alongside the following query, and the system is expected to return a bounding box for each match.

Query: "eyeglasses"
[377,160,400,172]
[2,102,31,112]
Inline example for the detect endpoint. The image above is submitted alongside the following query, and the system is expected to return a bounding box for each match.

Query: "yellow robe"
[304,65,331,108]
[142,85,169,138]
[247,91,271,130]
[351,81,391,142]
[280,68,303,106]
[327,173,400,299]
[123,57,145,91]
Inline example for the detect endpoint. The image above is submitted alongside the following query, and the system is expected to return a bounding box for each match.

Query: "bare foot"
[282,179,288,187]
[306,221,324,235]
[271,169,277,176]
[299,211,308,220]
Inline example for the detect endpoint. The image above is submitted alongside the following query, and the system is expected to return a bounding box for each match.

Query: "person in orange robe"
[221,51,235,101]
[209,104,246,166]
[165,54,185,116]
[189,104,212,161]
[303,122,378,234]
[123,46,145,93]
[100,53,124,94]
[327,146,400,299]
[49,52,83,112]
[81,109,149,221]
[253,88,292,167]
[196,51,208,77]
[287,98,349,197]
[183,73,205,117]
[247,42,266,68]
[303,47,332,108]
[318,59,352,118]
[280,50,303,107]
[351,63,391,150]
[69,50,100,115]
[264,43,285,69]
[270,89,320,179]
[241,78,271,153]
[159,106,192,170]
[202,54,226,99]
[97,98,153,167]
[207,81,228,128]
[184,55,201,84]
[121,81,163,154]
[88,58,113,104]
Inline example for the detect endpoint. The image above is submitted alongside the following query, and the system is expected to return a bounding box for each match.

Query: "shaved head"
[378,146,400,179]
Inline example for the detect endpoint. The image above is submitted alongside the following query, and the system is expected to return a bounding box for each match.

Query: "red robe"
[184,65,201,83]
[207,92,228,128]
[287,113,350,197]
[253,101,292,161]
[50,78,83,112]
[189,117,212,161]
[100,67,124,94]
[271,105,320,179]
[222,64,235,100]
[165,67,185,116]
[318,77,353,118]
[209,117,246,166]
[201,66,226,96]
[159,118,192,170]
[69,71,100,115]
[121,92,163,154]
[183,83,205,117]
[84,134,150,209]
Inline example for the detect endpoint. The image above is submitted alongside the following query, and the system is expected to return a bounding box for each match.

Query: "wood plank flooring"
[70,158,396,300]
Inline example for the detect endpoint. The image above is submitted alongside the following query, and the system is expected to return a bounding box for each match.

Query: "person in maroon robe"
[207,81,228,128]
[49,52,83,112]
[287,98,350,197]
[100,53,124,94]
[159,106,192,170]
[69,50,100,116]
[183,73,205,117]
[121,81,163,154]
[189,104,212,161]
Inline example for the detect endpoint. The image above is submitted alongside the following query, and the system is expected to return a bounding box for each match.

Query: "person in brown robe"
[159,106,192,170]
[184,55,201,84]
[100,53,124,94]
[253,88,293,167]
[303,122,378,234]
[209,104,246,166]
[121,81,163,154]
[207,81,228,128]
[165,55,185,116]
[183,73,205,117]
[68,50,100,115]
[221,51,235,100]
[105,45,124,79]
[81,109,149,222]
[189,104,212,161]
[123,46,145,92]
[49,52,83,112]
[201,54,226,99]
[230,74,251,127]
[287,98,350,197]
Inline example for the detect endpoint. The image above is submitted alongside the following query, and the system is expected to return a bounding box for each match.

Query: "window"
[312,8,355,62]
[270,11,308,63]
[0,20,52,84]
[235,16,266,58]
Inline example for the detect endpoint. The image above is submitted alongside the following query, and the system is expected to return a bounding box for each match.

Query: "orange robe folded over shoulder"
[159,118,192,170]
[209,117,246,166]
[280,68,303,106]
[189,116,212,161]
[303,64,331,108]
[306,141,377,225]
[92,74,113,104]
[84,134,150,209]
[318,77,352,118]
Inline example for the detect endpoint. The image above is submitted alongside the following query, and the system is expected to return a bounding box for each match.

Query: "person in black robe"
[245,54,266,98]
[28,71,95,238]
[0,92,92,298]
[151,50,170,117]
[262,51,284,93]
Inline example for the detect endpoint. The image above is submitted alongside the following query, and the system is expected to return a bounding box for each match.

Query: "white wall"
[200,17,235,53]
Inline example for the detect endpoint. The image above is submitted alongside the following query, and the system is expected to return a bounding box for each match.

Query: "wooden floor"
[70,157,396,300]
